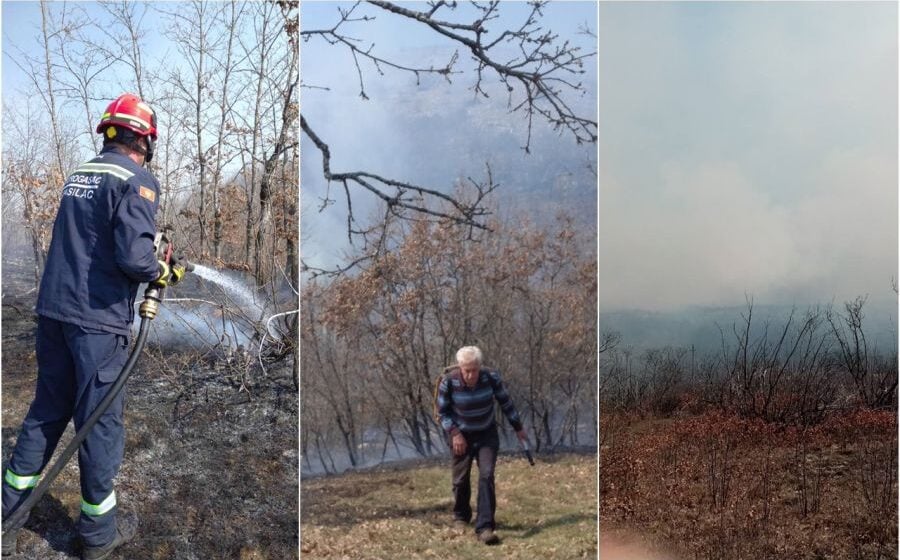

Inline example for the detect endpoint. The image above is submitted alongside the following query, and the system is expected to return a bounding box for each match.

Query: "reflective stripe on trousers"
[82,490,116,516]
[3,469,39,491]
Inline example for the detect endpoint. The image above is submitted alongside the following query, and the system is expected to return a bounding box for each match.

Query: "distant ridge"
[602,302,897,355]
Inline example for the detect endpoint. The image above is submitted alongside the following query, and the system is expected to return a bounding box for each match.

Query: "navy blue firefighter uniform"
[2,145,160,548]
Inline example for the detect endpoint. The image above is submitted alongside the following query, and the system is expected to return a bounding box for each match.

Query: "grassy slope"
[301,453,597,560]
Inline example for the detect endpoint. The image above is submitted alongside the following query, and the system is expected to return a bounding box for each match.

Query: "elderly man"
[435,346,527,545]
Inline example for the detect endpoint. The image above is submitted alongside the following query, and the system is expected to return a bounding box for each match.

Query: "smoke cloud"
[599,2,897,311]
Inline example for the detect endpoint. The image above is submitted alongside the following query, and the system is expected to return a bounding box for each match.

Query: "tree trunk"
[40,0,66,178]
[195,2,207,256]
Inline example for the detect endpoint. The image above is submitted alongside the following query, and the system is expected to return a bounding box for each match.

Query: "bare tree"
[210,0,247,261]
[254,0,298,286]
[2,101,62,287]
[161,0,221,257]
[92,1,151,98]
[4,1,84,280]
[828,296,898,409]
[301,1,596,269]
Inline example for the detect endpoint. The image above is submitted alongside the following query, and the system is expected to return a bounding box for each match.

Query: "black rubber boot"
[82,512,138,560]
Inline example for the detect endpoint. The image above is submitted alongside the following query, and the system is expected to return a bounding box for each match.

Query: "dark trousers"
[2,316,129,547]
[451,425,499,533]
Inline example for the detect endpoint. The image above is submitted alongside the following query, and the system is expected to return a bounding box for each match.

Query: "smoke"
[301,2,598,272]
[599,2,897,312]
[600,154,897,310]
[144,304,254,349]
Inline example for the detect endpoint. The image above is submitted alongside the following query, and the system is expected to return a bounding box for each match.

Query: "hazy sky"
[599,2,897,311]
[301,1,598,271]
[2,2,170,100]
[2,2,275,177]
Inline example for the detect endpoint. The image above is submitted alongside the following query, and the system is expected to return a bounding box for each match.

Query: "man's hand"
[452,432,467,456]
[517,428,535,466]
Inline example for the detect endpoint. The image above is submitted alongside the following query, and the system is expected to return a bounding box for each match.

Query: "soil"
[1,290,298,559]
[599,526,677,560]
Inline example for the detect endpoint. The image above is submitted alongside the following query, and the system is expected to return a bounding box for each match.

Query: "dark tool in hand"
[2,232,193,537]
[520,438,535,466]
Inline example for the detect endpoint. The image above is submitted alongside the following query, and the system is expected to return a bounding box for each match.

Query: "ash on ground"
[1,289,299,560]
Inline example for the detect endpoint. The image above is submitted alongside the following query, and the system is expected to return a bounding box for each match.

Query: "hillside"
[301,452,596,559]
[1,294,298,559]
[602,303,897,355]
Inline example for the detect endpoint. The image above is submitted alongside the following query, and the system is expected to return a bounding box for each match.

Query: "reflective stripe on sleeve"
[4,469,39,490]
[81,490,116,516]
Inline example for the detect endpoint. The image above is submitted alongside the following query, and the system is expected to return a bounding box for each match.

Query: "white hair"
[456,346,483,366]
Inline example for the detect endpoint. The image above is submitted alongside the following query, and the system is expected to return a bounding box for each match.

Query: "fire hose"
[2,234,190,537]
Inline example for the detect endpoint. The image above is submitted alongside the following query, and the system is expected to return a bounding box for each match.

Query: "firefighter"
[435,346,528,545]
[1,94,184,559]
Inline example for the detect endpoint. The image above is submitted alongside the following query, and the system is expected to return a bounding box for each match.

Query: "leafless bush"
[828,296,898,409]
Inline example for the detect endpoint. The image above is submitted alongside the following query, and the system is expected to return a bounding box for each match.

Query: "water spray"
[187,263,286,349]
[190,264,264,316]
[2,233,193,537]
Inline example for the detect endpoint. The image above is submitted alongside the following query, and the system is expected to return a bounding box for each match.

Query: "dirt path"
[599,528,676,560]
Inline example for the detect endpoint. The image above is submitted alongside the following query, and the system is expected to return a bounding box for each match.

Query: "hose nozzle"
[139,285,163,319]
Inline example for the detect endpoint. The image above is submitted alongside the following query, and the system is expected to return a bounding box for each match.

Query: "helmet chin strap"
[130,135,153,165]
[144,137,155,164]
[106,126,153,164]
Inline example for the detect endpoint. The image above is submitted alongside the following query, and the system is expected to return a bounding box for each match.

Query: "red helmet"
[96,93,157,140]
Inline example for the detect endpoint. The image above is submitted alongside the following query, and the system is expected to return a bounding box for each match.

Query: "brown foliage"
[601,410,898,559]
[302,212,596,466]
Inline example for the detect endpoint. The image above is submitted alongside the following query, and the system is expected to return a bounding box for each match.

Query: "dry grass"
[301,453,597,559]
[601,410,898,560]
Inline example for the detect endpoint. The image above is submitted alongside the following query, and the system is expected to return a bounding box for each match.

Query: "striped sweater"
[437,368,523,436]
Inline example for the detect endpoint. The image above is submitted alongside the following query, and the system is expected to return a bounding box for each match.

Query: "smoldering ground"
[1,262,298,559]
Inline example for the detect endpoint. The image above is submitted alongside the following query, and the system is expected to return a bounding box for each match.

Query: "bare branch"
[302,114,496,238]
[367,0,597,152]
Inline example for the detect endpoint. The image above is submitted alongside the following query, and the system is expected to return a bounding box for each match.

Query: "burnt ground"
[1,292,298,559]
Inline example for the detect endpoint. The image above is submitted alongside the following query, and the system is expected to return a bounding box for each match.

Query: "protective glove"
[168,253,187,285]
[151,260,172,288]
